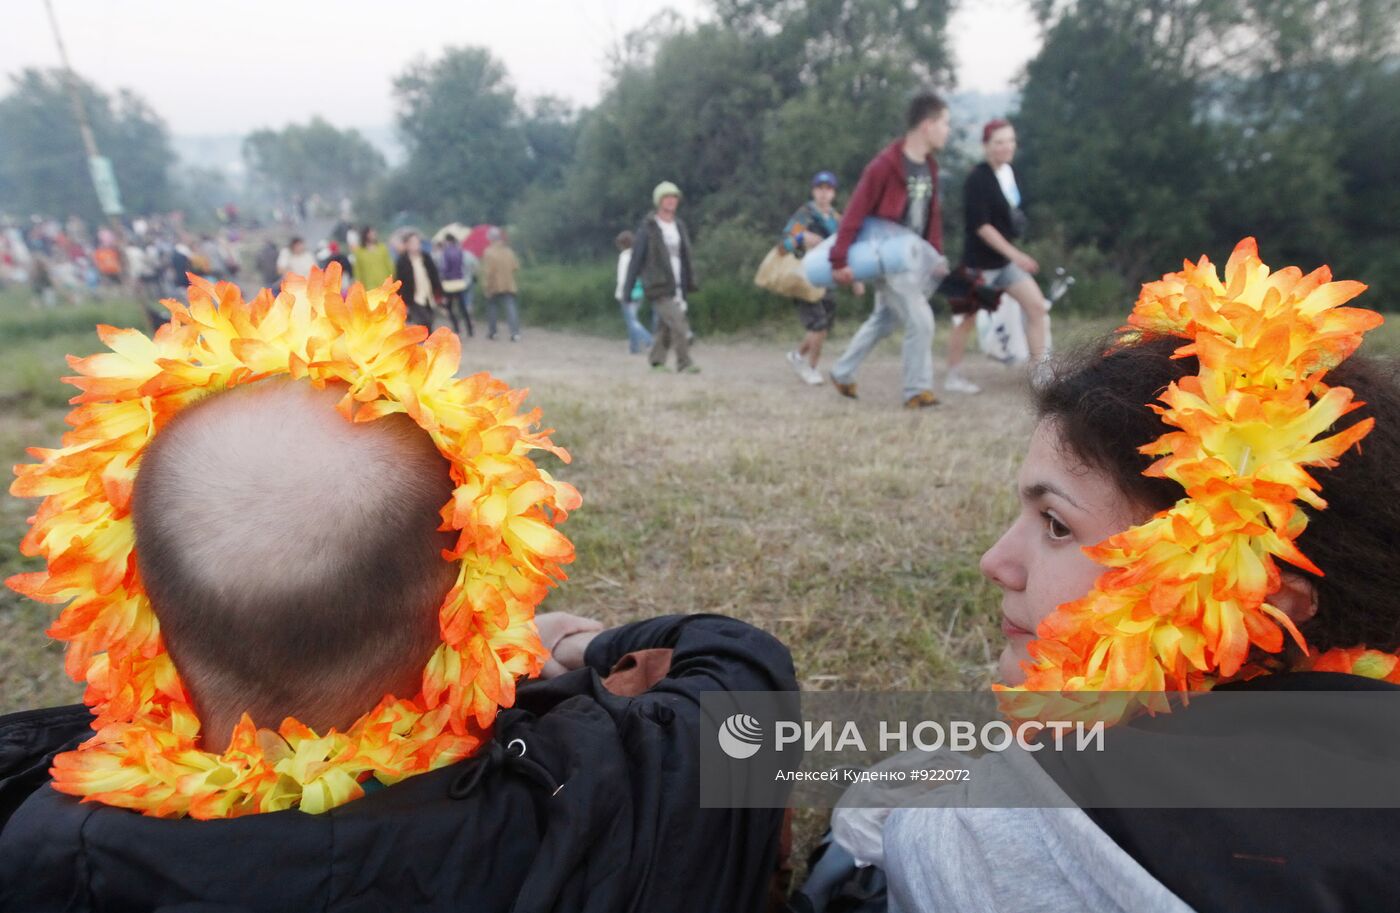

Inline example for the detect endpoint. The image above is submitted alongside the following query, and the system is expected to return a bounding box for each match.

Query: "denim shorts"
[972,261,1032,291]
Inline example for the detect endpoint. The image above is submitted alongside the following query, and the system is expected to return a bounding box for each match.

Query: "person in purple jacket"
[438,232,474,337]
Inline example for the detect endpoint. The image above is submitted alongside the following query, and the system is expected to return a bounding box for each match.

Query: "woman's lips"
[1001,616,1033,638]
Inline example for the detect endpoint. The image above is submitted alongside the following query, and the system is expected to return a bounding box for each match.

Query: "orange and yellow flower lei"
[7,264,580,818]
[999,239,1400,721]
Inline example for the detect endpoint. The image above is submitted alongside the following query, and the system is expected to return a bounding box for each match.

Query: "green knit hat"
[652,181,682,206]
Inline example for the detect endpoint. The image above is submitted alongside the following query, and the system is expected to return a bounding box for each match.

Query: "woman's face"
[985,126,1017,167]
[981,420,1148,684]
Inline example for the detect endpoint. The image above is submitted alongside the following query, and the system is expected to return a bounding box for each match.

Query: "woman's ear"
[1275,571,1320,626]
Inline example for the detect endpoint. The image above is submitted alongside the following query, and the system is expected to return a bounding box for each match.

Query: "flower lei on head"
[998,238,1399,722]
[7,264,581,818]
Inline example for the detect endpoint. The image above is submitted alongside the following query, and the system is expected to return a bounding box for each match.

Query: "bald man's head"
[132,379,456,749]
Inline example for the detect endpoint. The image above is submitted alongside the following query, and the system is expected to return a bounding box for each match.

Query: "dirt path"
[452,321,1034,414]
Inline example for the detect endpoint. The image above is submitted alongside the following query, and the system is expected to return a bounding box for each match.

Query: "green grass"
[0,290,149,415]
[0,288,152,708]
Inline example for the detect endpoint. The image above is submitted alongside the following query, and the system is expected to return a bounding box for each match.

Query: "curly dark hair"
[1037,332,1400,654]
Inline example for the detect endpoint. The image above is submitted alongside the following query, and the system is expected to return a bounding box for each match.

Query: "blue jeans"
[830,270,934,400]
[620,299,653,353]
[487,293,519,338]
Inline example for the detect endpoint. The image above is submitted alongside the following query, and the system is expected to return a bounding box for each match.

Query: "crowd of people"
[1,213,242,318]
[1,210,531,345]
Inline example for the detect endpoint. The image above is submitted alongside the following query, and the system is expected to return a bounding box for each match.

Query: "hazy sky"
[2,0,1040,137]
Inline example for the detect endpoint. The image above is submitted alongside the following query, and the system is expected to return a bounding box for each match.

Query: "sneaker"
[903,390,940,409]
[831,374,858,399]
[943,371,981,395]
[681,364,702,374]
[511,334,521,342]
[651,363,669,373]
[786,350,808,380]
[802,364,825,386]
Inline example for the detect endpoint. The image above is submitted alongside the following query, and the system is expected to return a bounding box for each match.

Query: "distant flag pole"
[44,0,126,226]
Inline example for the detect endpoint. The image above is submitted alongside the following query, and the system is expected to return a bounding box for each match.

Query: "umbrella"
[432,222,471,244]
[463,224,496,258]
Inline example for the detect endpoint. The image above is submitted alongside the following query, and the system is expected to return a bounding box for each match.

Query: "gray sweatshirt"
[878,748,1195,913]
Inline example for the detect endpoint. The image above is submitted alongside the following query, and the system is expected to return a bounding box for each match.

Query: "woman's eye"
[1043,512,1072,541]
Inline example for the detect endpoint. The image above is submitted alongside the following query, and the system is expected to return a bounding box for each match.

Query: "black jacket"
[0,614,795,912]
[962,161,1023,270]
[621,214,696,304]
[1042,672,1400,913]
[394,250,444,306]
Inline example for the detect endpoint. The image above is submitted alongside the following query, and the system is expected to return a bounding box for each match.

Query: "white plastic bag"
[964,294,1053,365]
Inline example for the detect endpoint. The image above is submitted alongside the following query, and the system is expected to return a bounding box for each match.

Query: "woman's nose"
[980,523,1026,592]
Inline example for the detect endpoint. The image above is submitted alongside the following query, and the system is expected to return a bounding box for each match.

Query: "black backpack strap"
[0,704,93,827]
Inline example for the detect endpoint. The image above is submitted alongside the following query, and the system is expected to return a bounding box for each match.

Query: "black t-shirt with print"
[902,157,934,238]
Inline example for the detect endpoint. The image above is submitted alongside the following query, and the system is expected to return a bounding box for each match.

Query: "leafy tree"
[390,47,531,224]
[1015,1,1215,282]
[1018,0,1400,298]
[522,96,581,187]
[0,68,176,220]
[242,117,385,202]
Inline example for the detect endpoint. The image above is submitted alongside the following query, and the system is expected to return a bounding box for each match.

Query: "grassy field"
[4,285,1399,858]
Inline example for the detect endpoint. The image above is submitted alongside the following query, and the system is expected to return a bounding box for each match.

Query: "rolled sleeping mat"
[803,218,945,287]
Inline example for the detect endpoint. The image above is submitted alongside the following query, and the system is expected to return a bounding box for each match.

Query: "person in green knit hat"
[621,180,700,374]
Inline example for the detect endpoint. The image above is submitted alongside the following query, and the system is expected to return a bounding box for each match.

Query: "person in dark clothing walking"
[942,118,1049,394]
[395,230,444,329]
[622,181,700,374]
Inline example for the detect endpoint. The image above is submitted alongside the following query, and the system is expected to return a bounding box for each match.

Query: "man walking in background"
[828,93,950,409]
[481,227,522,341]
[623,181,700,374]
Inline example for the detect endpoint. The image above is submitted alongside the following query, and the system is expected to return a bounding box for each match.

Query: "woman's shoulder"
[965,161,996,185]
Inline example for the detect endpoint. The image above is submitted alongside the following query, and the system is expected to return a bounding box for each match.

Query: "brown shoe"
[903,390,940,409]
[831,374,858,399]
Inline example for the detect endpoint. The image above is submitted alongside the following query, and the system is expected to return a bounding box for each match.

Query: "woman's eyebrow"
[1022,481,1083,511]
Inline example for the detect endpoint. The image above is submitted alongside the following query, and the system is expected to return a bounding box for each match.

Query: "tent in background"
[432,222,471,245]
[463,224,496,258]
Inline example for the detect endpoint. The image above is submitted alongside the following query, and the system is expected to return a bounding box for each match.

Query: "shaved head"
[132,379,456,749]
